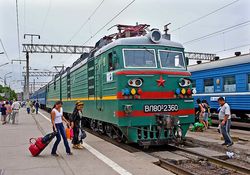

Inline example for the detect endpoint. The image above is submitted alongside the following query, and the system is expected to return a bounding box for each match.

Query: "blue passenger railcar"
[30,86,47,109]
[188,53,250,120]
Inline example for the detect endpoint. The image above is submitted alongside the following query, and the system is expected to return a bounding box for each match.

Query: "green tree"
[0,85,17,101]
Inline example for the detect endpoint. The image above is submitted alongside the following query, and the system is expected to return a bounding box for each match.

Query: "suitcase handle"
[29,138,37,144]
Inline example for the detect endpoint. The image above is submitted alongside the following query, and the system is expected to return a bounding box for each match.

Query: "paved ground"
[0,108,174,175]
[186,127,250,152]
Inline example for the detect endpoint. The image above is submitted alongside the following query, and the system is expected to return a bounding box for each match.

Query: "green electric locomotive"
[46,24,195,147]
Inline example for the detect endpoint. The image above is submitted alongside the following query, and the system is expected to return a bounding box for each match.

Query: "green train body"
[45,28,195,146]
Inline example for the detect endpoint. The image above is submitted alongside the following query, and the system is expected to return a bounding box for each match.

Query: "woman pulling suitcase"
[51,101,73,156]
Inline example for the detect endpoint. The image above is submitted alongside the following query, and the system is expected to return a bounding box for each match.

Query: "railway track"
[212,119,250,131]
[84,127,250,175]
[164,144,250,175]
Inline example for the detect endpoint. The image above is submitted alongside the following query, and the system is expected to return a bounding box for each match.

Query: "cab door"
[96,57,103,111]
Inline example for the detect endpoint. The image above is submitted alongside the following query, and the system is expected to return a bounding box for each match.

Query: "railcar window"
[123,49,156,68]
[248,74,250,91]
[158,50,185,69]
[224,76,236,92]
[204,78,214,93]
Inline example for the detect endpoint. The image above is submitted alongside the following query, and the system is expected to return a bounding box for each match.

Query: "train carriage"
[188,53,250,121]
[44,24,195,146]
[30,86,47,109]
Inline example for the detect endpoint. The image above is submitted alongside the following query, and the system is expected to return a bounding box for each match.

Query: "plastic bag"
[65,127,71,139]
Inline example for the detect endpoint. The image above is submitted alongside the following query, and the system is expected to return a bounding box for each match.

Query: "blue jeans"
[220,119,233,144]
[35,107,39,114]
[51,123,71,154]
[27,108,30,114]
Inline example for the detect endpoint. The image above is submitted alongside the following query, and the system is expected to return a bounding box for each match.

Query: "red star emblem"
[156,75,165,87]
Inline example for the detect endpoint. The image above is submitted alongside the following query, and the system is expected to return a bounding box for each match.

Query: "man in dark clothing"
[1,104,7,125]
[35,100,40,114]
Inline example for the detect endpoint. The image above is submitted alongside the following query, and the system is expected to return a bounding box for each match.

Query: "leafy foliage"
[0,85,17,101]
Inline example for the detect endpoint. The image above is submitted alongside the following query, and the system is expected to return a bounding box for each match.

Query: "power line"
[83,0,136,45]
[183,20,250,45]
[41,0,52,35]
[0,39,10,61]
[59,0,135,66]
[171,0,240,33]
[23,0,26,34]
[215,43,250,53]
[15,0,21,59]
[67,0,105,44]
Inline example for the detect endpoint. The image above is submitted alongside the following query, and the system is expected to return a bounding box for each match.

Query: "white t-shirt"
[52,108,63,124]
[12,102,20,110]
[218,103,231,120]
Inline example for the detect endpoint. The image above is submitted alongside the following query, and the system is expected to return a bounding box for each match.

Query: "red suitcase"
[29,138,47,156]
[29,132,57,157]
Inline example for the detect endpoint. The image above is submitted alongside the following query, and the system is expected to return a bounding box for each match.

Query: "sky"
[0,0,250,93]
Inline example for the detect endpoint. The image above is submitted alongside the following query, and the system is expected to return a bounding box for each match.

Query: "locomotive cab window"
[224,76,236,92]
[158,50,185,69]
[204,78,214,93]
[123,49,157,68]
[108,52,114,71]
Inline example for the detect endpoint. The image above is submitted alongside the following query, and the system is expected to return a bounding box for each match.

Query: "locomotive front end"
[114,32,195,146]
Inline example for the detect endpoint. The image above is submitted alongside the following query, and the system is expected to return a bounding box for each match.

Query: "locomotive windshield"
[158,50,185,69]
[123,49,157,68]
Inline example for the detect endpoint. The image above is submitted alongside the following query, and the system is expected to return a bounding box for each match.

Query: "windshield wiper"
[143,47,154,56]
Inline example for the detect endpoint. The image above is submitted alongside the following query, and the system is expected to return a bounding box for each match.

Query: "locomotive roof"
[188,53,250,72]
[94,35,184,57]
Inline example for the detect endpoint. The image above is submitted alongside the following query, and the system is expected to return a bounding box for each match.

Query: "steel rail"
[170,145,250,175]
[156,159,196,175]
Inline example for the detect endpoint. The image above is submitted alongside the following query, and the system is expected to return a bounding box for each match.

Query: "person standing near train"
[70,101,85,149]
[217,97,233,147]
[196,99,206,128]
[51,101,73,156]
[202,99,209,129]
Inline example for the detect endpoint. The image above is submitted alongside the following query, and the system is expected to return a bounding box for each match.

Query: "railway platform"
[0,108,174,175]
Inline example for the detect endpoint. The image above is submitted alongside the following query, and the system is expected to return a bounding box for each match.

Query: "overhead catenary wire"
[171,0,240,33]
[50,0,106,73]
[183,20,250,45]
[83,0,136,45]
[67,0,105,44]
[0,39,10,61]
[215,43,250,53]
[15,0,21,59]
[59,0,135,67]
[41,0,52,35]
[23,0,26,34]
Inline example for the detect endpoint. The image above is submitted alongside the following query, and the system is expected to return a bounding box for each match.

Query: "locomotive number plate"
[144,104,179,113]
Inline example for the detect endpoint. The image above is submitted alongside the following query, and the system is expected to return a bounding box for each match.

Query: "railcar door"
[96,58,103,111]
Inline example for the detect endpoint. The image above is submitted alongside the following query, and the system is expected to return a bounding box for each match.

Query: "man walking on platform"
[217,97,233,147]
[35,100,40,114]
[26,100,31,114]
[11,100,20,124]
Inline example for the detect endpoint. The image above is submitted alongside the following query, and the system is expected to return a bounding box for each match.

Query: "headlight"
[128,78,143,87]
[179,78,191,87]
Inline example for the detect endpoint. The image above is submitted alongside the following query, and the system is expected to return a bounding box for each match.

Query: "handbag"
[79,129,87,140]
